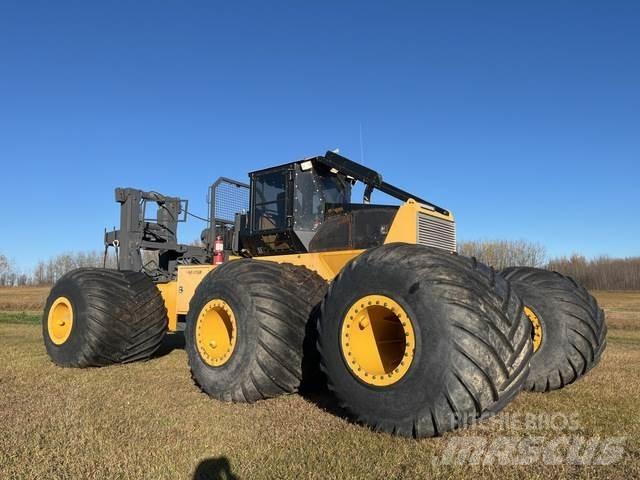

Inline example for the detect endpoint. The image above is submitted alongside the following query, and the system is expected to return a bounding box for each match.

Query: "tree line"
[547,255,640,290]
[457,239,547,270]
[1,241,639,290]
[458,240,640,290]
[0,251,116,287]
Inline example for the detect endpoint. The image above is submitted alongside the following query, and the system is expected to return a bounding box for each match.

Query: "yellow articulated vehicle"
[43,151,606,437]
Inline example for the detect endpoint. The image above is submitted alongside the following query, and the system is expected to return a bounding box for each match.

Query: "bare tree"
[458,239,547,270]
[33,261,47,286]
[29,250,117,285]
[0,253,8,274]
[0,253,16,287]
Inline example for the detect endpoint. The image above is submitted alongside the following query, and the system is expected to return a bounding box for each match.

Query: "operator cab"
[250,160,351,234]
[237,152,445,257]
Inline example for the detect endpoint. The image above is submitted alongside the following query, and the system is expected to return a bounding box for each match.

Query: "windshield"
[293,167,351,231]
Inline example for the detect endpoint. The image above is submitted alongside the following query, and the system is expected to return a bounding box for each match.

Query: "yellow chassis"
[158,200,454,331]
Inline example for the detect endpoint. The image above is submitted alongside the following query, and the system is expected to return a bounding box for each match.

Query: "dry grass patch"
[0,290,638,479]
[0,286,49,310]
[593,290,640,330]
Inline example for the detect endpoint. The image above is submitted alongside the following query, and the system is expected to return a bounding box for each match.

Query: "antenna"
[359,123,365,164]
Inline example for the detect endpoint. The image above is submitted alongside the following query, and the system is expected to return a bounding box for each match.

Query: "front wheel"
[185,260,327,402]
[318,244,532,438]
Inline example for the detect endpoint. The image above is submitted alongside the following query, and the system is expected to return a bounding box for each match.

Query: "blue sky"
[1,1,638,270]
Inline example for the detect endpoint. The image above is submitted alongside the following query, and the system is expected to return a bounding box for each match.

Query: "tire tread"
[500,266,606,392]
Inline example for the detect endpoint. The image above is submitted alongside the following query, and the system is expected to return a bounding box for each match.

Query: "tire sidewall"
[524,284,581,374]
[185,271,260,396]
[321,256,452,421]
[43,273,91,366]
[502,267,605,390]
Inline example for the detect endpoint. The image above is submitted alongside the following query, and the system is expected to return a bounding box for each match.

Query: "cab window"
[253,171,287,231]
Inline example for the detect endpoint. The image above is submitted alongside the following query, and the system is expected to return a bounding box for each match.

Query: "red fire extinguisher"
[213,235,224,265]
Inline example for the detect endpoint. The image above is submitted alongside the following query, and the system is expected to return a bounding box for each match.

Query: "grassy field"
[0,285,49,311]
[1,288,638,479]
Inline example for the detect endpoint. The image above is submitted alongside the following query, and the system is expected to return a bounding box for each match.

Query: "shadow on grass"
[299,376,351,423]
[152,331,185,358]
[193,457,237,480]
[155,315,350,425]
[298,306,352,422]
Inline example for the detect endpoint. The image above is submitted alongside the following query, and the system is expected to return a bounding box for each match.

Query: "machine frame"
[104,151,456,331]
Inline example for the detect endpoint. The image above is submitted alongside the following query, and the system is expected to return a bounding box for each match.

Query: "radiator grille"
[417,212,457,252]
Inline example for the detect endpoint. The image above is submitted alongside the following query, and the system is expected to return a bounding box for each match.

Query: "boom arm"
[317,151,450,216]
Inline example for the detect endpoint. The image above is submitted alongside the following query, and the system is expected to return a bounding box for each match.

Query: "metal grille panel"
[212,178,249,223]
[417,212,457,252]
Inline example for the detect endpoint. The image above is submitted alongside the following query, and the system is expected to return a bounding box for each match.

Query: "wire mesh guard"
[211,178,249,223]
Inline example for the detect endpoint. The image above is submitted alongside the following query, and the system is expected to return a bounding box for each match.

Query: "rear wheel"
[43,268,168,367]
[185,260,327,402]
[318,244,532,438]
[500,267,607,392]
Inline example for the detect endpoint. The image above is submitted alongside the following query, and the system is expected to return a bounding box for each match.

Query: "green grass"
[0,310,41,324]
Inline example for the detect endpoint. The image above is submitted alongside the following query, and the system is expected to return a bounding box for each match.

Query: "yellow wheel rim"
[524,306,543,353]
[341,294,415,387]
[47,297,74,345]
[196,299,237,367]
